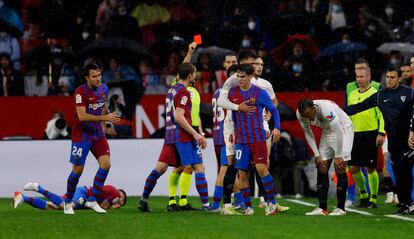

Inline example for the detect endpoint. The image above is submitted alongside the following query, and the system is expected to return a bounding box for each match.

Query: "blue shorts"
[176,141,203,166]
[69,139,110,166]
[234,144,251,171]
[215,145,228,166]
[72,187,88,209]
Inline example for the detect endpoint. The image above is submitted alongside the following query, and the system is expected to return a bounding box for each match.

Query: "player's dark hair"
[118,189,127,206]
[227,64,238,77]
[298,99,314,114]
[237,64,254,75]
[238,51,257,63]
[355,58,369,67]
[400,60,410,67]
[386,66,402,77]
[178,63,195,80]
[83,63,101,78]
[224,52,237,62]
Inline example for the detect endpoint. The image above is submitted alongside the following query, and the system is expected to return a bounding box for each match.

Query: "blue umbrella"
[316,42,368,59]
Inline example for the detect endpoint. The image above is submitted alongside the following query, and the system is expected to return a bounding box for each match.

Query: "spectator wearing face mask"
[382,2,402,29]
[105,1,140,41]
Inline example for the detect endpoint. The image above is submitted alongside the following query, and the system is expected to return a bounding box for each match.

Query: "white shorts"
[319,124,354,161]
[223,130,235,156]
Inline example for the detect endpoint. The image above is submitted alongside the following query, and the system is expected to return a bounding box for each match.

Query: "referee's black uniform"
[345,85,414,209]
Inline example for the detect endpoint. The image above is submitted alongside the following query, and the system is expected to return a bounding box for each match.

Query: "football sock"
[255,169,266,198]
[317,172,329,210]
[223,165,236,204]
[23,195,47,209]
[336,172,348,210]
[65,171,80,203]
[353,170,368,199]
[261,174,275,204]
[178,172,192,206]
[211,185,223,210]
[195,172,209,205]
[168,171,180,205]
[368,170,379,203]
[142,169,161,200]
[89,167,109,201]
[38,186,63,206]
[383,177,394,193]
[234,191,244,207]
[347,184,356,203]
[240,187,252,208]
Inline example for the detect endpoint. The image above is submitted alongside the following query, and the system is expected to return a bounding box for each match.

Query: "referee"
[345,66,414,214]
[347,64,385,208]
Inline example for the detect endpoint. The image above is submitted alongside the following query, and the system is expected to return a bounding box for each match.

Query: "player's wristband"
[378,132,385,136]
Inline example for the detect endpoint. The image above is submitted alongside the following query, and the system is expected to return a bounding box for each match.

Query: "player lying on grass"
[12,182,126,210]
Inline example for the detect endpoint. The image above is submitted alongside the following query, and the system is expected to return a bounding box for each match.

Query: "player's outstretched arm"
[344,92,378,116]
[296,111,320,158]
[76,106,120,123]
[183,41,197,63]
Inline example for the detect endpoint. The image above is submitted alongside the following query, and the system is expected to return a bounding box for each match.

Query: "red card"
[193,34,202,44]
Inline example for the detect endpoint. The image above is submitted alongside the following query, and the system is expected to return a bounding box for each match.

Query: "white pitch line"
[384,214,414,222]
[344,207,373,216]
[285,199,317,207]
[286,199,414,222]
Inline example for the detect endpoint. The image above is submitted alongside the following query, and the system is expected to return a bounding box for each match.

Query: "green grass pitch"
[1,196,413,239]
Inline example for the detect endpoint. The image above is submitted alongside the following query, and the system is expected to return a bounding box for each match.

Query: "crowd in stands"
[1,0,414,99]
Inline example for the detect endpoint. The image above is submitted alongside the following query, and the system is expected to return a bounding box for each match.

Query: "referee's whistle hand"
[376,135,385,147]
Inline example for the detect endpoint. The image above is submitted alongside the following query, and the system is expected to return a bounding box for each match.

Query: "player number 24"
[72,146,83,157]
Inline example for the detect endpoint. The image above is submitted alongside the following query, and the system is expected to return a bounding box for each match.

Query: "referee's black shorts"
[349,130,378,168]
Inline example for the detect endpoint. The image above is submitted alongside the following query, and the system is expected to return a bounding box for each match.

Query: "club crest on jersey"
[249,97,256,104]
[326,111,335,120]
[401,96,406,102]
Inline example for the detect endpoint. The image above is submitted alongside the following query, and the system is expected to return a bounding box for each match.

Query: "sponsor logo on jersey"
[326,111,335,120]
[88,101,105,110]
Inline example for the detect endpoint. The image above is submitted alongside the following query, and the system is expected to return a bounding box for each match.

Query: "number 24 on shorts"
[72,146,83,157]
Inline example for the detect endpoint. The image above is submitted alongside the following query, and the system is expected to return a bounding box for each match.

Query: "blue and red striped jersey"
[212,88,226,146]
[164,83,193,144]
[72,83,108,142]
[229,84,280,144]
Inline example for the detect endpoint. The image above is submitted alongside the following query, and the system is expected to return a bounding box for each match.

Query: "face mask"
[294,50,303,56]
[342,39,350,43]
[119,9,127,16]
[385,7,394,16]
[390,58,400,66]
[332,4,341,13]
[292,63,303,73]
[368,24,376,31]
[248,21,256,31]
[82,32,90,40]
[241,39,251,48]
[53,58,62,66]
[0,31,7,38]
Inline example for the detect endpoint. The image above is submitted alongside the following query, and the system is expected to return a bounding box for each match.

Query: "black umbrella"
[0,18,23,38]
[79,37,150,62]
[20,44,74,64]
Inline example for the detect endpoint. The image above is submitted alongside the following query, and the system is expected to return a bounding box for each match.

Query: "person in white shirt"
[297,99,354,216]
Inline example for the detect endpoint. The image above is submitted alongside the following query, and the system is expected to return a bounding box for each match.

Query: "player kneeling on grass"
[228,64,289,216]
[13,182,126,210]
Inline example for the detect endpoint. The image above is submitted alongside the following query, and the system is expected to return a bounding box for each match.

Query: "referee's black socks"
[223,165,237,204]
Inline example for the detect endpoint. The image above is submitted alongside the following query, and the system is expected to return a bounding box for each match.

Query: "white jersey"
[297,100,353,159]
